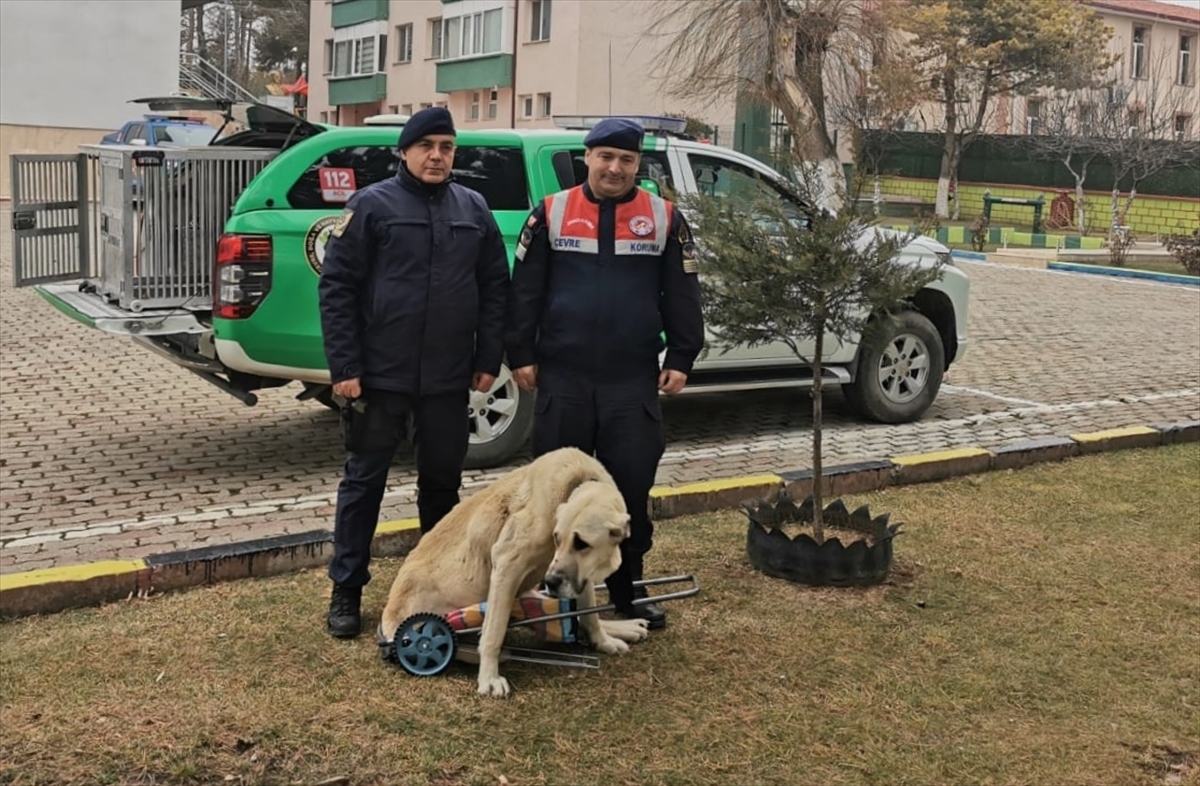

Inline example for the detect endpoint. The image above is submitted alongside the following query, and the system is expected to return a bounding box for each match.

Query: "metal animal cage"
[10,145,278,311]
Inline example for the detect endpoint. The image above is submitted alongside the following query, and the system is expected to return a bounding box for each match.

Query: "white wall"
[0,0,181,130]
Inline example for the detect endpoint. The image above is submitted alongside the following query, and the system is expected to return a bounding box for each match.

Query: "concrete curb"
[1047,261,1200,287]
[2,421,1197,619]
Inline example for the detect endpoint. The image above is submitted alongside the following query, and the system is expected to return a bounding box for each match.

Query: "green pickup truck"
[10,97,969,469]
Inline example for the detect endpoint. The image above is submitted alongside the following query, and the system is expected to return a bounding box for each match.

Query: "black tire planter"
[742,494,902,587]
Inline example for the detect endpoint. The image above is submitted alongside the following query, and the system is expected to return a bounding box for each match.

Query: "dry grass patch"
[2,444,1198,786]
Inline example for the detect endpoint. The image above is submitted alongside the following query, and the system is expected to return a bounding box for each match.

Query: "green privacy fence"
[862,131,1200,199]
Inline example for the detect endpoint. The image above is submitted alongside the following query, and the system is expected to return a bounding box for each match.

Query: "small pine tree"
[682,166,944,542]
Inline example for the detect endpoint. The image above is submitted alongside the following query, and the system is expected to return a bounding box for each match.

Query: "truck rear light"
[214,233,273,319]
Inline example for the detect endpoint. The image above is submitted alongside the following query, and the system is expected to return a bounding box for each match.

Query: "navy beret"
[397,106,456,150]
[584,118,644,152]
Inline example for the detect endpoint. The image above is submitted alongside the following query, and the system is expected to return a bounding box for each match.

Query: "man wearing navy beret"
[504,118,705,630]
[318,106,511,638]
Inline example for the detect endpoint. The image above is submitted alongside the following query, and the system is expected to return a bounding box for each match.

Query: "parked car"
[10,97,969,469]
[100,114,218,148]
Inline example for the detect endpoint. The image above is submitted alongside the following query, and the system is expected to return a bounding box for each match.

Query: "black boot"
[326,583,362,638]
[611,554,666,630]
[629,585,667,630]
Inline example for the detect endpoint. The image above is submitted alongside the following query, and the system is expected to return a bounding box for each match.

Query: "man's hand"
[658,369,688,395]
[472,372,497,393]
[333,377,361,399]
[513,365,538,392]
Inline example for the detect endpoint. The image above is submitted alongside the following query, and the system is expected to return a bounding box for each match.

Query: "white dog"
[379,447,650,697]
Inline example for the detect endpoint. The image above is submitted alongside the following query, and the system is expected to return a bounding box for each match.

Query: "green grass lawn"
[2,444,1198,786]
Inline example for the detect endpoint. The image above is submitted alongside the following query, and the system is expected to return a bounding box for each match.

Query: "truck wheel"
[843,311,944,424]
[464,364,533,469]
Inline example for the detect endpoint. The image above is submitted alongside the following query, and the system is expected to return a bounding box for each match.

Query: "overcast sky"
[1158,0,1200,8]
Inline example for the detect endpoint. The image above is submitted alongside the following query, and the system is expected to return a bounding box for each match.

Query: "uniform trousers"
[327,388,469,588]
[530,366,666,607]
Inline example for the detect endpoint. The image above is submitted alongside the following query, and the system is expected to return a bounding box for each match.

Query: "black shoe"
[326,584,362,639]
[616,599,667,630]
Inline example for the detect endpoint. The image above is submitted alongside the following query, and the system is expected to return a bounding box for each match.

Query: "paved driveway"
[2,209,1198,573]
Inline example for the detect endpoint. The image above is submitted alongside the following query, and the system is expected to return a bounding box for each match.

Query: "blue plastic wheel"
[393,613,457,676]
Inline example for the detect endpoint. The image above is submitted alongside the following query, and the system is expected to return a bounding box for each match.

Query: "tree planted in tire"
[683,186,944,540]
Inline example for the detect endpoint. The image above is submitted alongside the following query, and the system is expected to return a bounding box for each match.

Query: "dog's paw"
[477,675,512,698]
[600,617,650,643]
[593,635,631,655]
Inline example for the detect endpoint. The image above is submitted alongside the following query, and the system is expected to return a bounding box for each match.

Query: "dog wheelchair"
[376,575,700,676]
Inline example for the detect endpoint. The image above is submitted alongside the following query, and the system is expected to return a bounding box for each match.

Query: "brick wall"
[879,177,1200,238]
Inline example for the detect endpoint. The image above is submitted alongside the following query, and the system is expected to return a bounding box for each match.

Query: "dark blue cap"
[397,106,456,150]
[584,118,644,152]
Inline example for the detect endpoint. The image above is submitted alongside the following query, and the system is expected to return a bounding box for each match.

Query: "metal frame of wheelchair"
[376,574,700,677]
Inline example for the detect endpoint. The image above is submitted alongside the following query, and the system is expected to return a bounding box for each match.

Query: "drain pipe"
[510,0,519,128]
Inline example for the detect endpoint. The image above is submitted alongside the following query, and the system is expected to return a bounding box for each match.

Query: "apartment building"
[902,0,1200,142]
[0,0,182,199]
[307,0,736,140]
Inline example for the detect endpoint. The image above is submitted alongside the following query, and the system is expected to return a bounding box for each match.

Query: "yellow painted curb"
[891,447,992,466]
[375,517,421,536]
[650,474,783,498]
[1070,426,1159,443]
[0,559,147,591]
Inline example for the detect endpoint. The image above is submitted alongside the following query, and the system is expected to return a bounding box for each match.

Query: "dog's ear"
[609,514,631,542]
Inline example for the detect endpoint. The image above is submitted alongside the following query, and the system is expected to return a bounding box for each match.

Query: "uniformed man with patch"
[318,106,510,639]
[504,117,705,630]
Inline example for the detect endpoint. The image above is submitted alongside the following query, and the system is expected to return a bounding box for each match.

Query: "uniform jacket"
[318,164,510,395]
[504,183,704,381]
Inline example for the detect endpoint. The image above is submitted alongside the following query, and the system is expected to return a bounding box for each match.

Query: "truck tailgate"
[35,282,208,336]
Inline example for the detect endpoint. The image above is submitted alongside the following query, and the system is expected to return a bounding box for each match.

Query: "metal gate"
[10,154,91,287]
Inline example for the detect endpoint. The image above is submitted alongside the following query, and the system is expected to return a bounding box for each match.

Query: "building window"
[488,89,499,120]
[470,92,481,121]
[1127,108,1143,136]
[1132,26,1149,79]
[520,94,533,118]
[1176,114,1192,141]
[430,18,443,59]
[323,39,334,74]
[401,103,413,115]
[530,0,551,42]
[432,9,504,61]
[1078,104,1095,135]
[332,24,387,78]
[1181,35,1194,86]
[538,92,551,118]
[436,101,448,108]
[395,23,413,63]
[319,111,329,123]
[420,102,433,110]
[1026,98,1043,135]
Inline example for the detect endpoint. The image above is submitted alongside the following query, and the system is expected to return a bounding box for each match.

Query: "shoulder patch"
[678,218,697,273]
[330,209,354,238]
[516,226,535,262]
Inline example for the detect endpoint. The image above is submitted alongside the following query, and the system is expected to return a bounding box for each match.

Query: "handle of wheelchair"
[458,574,701,636]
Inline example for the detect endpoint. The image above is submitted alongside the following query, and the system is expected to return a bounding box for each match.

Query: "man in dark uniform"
[504,117,705,629]
[318,106,510,638]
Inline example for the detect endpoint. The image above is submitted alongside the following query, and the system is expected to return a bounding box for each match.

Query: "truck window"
[550,149,673,196]
[687,153,809,224]
[451,146,529,211]
[286,145,529,212]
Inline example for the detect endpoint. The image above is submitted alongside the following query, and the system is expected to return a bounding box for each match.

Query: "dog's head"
[543,481,629,600]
